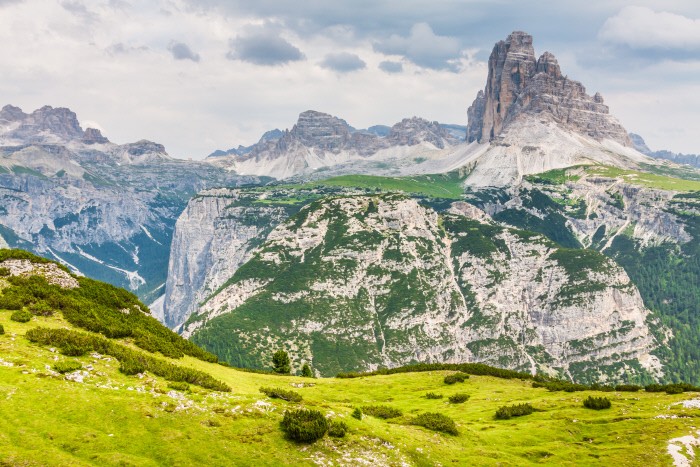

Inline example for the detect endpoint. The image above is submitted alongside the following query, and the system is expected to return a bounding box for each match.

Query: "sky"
[0,0,699,158]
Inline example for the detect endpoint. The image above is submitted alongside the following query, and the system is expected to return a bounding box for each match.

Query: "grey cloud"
[373,23,461,71]
[61,0,98,22]
[168,41,201,62]
[319,52,366,73]
[227,28,305,66]
[378,60,403,74]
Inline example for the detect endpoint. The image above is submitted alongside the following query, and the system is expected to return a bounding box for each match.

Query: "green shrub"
[495,403,534,420]
[259,387,303,402]
[10,309,32,323]
[281,409,328,442]
[59,342,91,356]
[168,381,190,391]
[328,420,348,438]
[448,393,470,404]
[301,363,313,378]
[361,405,402,420]
[0,295,23,310]
[532,381,588,392]
[120,359,146,375]
[351,407,362,420]
[272,349,291,374]
[443,372,470,385]
[29,301,53,317]
[53,360,82,374]
[0,267,10,276]
[0,324,4,335]
[664,385,686,395]
[583,396,611,410]
[411,412,458,435]
[425,392,443,399]
[615,384,641,392]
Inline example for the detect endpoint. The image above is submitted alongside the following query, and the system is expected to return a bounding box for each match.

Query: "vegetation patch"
[351,407,363,420]
[281,409,329,443]
[410,412,458,435]
[26,327,230,392]
[337,362,531,380]
[448,393,470,404]
[425,392,443,399]
[583,396,611,410]
[259,386,303,402]
[443,372,470,385]
[495,403,534,420]
[328,420,348,438]
[361,405,402,420]
[10,309,32,323]
[53,360,82,374]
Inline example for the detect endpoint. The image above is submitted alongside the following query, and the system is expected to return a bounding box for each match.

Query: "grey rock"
[467,31,631,146]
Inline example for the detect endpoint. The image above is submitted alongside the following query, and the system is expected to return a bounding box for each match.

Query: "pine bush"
[10,309,32,323]
[411,412,458,435]
[259,386,303,402]
[328,420,348,438]
[54,360,82,374]
[351,407,362,420]
[361,405,402,419]
[425,392,443,399]
[583,396,611,410]
[495,403,534,420]
[448,393,470,404]
[281,409,328,442]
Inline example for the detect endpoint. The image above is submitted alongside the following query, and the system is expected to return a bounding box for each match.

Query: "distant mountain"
[0,105,256,309]
[206,110,467,179]
[630,132,700,168]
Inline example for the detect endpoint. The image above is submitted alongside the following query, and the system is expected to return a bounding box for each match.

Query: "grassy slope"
[2,312,699,466]
[299,173,466,199]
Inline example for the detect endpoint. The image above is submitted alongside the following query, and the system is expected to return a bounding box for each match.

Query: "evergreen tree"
[301,363,313,378]
[272,349,291,374]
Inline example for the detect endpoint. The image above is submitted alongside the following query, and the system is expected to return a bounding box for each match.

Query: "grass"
[586,165,700,192]
[1,308,699,465]
[303,173,466,199]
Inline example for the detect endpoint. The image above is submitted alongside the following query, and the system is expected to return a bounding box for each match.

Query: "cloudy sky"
[1,0,699,158]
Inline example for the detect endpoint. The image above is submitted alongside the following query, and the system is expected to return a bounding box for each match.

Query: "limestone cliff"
[466,31,631,146]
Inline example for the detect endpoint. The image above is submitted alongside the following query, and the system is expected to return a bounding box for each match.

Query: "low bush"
[119,359,146,375]
[532,381,588,392]
[615,384,641,392]
[583,396,611,410]
[0,267,10,276]
[411,412,458,435]
[448,393,470,404]
[26,327,230,392]
[443,372,470,385]
[645,383,699,394]
[281,409,328,442]
[53,360,82,374]
[361,405,402,420]
[168,381,190,392]
[259,387,303,402]
[10,309,32,323]
[495,403,534,420]
[0,324,4,335]
[351,407,362,420]
[336,362,531,380]
[29,301,53,317]
[425,392,443,399]
[301,363,314,378]
[328,420,348,438]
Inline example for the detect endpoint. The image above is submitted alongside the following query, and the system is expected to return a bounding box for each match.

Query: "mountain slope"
[182,193,660,381]
[1,254,698,466]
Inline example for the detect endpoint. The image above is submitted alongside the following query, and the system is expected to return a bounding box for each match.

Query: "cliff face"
[466,31,631,146]
[177,192,660,381]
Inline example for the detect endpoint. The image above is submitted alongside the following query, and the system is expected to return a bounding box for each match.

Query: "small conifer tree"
[272,349,291,374]
[301,363,313,378]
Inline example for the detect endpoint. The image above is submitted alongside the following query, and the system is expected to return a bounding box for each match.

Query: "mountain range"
[2,31,700,384]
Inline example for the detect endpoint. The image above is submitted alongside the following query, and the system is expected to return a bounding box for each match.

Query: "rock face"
[180,192,661,381]
[163,188,289,328]
[630,132,700,168]
[0,104,250,305]
[466,31,631,146]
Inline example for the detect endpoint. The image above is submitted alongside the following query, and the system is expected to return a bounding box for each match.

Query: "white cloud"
[599,6,700,49]
[373,23,462,71]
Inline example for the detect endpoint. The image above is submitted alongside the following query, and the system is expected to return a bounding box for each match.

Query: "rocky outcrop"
[630,132,700,168]
[467,31,631,146]
[82,128,109,145]
[163,188,289,328]
[181,193,661,381]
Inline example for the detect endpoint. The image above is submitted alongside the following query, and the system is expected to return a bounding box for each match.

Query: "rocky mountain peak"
[0,104,27,123]
[82,127,110,145]
[467,31,631,146]
[290,110,353,151]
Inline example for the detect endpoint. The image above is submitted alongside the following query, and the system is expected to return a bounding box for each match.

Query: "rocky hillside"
[0,105,254,306]
[179,191,661,382]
